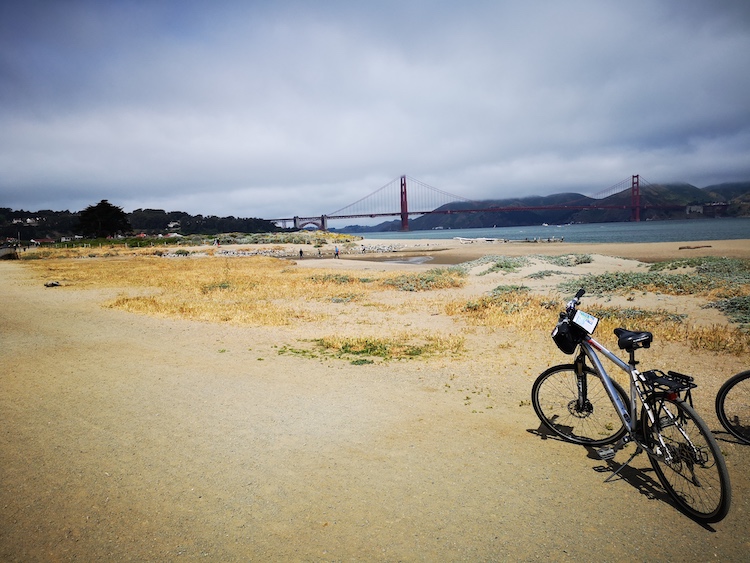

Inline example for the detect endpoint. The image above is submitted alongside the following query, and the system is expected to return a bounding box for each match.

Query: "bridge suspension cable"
[278,173,648,230]
[326,175,475,217]
[590,177,634,199]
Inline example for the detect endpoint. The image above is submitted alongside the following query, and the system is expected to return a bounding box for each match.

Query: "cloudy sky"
[2,1,749,223]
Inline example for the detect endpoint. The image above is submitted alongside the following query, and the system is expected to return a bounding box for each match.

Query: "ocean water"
[358,217,750,244]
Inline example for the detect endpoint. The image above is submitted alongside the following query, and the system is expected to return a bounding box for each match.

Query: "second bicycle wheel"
[642,393,731,523]
[716,369,750,445]
[532,364,628,446]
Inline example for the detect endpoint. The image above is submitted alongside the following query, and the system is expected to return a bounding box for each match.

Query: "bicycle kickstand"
[595,439,644,483]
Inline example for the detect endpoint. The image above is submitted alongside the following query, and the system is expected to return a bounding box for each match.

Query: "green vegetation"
[705,295,750,326]
[558,271,720,295]
[479,256,530,275]
[381,268,466,291]
[491,284,531,295]
[457,254,591,277]
[455,255,530,275]
[309,273,375,284]
[536,254,593,267]
[648,257,750,285]
[77,200,132,238]
[278,333,465,362]
[588,306,686,324]
[557,258,750,328]
[234,231,360,246]
[526,270,565,279]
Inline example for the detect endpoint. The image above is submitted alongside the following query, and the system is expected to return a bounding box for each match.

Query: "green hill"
[341,181,750,232]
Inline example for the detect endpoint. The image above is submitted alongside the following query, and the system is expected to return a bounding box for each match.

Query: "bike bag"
[552,316,586,354]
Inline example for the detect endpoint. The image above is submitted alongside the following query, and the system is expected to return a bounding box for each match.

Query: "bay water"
[358,217,750,244]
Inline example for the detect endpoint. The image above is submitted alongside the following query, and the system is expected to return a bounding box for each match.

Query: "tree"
[77,200,132,238]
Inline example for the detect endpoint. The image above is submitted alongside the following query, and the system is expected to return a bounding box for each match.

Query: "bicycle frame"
[578,337,639,432]
[576,335,694,466]
[575,335,668,447]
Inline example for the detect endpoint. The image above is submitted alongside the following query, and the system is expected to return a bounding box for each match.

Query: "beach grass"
[447,289,750,354]
[24,255,464,327]
[23,251,750,355]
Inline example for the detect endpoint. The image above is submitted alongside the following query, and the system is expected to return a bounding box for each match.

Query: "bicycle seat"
[614,328,653,351]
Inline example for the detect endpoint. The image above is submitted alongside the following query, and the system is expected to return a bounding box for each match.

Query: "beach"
[351,236,750,264]
[2,238,750,561]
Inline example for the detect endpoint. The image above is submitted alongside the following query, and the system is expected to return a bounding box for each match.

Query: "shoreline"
[349,237,750,265]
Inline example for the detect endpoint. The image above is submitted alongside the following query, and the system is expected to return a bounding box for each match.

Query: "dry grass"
[446,291,750,355]
[25,255,463,327]
[21,244,196,260]
[445,292,558,333]
[27,255,351,325]
[23,252,750,355]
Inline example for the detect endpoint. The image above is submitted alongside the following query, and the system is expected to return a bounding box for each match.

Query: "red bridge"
[272,174,652,231]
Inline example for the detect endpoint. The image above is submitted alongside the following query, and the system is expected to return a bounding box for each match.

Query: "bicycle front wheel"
[642,393,731,523]
[532,364,628,446]
[716,369,750,445]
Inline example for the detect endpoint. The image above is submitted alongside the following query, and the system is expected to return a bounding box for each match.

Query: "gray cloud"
[2,1,749,223]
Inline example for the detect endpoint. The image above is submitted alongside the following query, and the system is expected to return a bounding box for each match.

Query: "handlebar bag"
[552,317,584,354]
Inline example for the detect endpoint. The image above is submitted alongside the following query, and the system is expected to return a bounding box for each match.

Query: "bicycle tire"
[642,393,731,523]
[532,364,628,446]
[715,369,750,445]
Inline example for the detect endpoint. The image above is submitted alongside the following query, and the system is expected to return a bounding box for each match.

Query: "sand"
[2,238,750,561]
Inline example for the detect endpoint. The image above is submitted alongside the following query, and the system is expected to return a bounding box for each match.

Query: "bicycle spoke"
[532,365,627,446]
[643,395,731,523]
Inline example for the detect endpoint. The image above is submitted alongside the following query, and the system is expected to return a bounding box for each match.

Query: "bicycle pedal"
[595,446,616,460]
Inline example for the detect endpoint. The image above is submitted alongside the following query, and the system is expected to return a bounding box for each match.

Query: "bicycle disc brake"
[567,399,593,418]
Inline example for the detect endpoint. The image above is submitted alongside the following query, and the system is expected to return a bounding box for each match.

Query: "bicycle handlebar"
[565,288,585,315]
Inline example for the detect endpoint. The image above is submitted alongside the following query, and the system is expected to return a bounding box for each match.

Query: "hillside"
[3,181,750,240]
[339,181,750,232]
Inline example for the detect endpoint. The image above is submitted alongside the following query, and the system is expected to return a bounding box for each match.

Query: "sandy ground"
[2,238,750,561]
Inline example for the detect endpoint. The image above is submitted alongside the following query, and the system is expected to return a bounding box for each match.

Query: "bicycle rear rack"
[595,369,698,480]
[641,369,696,406]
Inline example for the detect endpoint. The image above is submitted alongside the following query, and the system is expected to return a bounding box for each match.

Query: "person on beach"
[334,246,339,258]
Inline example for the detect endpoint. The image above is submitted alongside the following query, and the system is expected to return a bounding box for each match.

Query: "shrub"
[705,295,750,326]
[537,254,593,267]
[381,268,465,291]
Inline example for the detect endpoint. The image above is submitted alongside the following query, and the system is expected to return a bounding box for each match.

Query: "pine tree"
[77,200,132,238]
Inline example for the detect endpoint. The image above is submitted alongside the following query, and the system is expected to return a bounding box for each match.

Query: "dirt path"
[1,258,749,561]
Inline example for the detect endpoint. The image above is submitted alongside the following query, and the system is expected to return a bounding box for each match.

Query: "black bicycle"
[715,369,750,445]
[532,289,731,523]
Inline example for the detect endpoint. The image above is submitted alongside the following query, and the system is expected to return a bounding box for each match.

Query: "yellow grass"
[25,255,462,327]
[23,253,749,354]
[446,292,750,355]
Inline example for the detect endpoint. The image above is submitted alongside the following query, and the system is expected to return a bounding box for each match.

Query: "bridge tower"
[400,175,409,231]
[631,174,641,222]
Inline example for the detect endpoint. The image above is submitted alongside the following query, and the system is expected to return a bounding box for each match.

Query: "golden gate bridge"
[272,174,652,231]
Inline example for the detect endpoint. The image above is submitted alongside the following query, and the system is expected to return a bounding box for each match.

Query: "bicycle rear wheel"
[642,393,731,523]
[532,364,628,446]
[715,369,750,445]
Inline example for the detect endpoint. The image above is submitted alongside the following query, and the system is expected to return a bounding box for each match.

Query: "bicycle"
[532,288,731,523]
[716,369,750,445]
